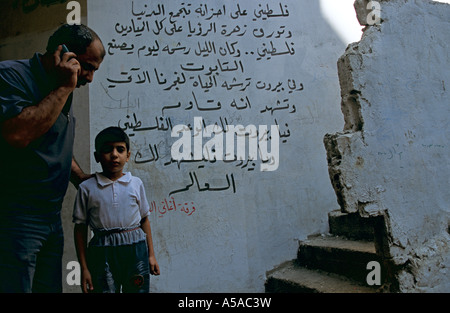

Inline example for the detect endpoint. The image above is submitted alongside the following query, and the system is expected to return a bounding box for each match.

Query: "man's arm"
[1,45,80,148]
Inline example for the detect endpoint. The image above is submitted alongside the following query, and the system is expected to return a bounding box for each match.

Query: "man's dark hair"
[95,127,130,152]
[46,24,104,57]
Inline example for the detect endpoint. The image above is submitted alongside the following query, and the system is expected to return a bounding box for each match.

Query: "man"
[0,24,105,292]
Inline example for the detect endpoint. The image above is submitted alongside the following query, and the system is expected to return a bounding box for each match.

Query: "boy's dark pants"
[87,240,150,293]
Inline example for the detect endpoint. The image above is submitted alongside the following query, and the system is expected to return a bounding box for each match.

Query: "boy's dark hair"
[95,127,130,152]
[46,23,105,57]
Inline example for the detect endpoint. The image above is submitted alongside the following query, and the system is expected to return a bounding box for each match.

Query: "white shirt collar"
[95,172,132,187]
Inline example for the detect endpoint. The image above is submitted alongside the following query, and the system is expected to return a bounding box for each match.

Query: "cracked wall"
[324,0,450,292]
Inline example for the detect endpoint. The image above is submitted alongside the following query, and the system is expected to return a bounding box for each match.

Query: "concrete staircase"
[265,210,395,293]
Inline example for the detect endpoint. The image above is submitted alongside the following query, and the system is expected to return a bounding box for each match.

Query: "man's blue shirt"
[0,53,75,215]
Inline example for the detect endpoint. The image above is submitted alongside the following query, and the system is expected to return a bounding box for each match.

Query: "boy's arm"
[140,216,160,276]
[74,223,94,293]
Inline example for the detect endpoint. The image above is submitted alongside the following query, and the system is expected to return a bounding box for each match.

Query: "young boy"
[73,126,160,293]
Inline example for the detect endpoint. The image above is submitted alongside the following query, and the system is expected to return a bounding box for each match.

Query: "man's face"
[75,39,104,87]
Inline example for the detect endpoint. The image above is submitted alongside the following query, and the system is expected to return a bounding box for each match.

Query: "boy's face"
[95,142,130,179]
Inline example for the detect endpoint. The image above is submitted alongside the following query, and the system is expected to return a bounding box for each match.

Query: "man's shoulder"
[0,58,30,72]
[0,57,33,86]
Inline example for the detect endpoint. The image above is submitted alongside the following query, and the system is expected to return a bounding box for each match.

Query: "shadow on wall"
[0,0,87,61]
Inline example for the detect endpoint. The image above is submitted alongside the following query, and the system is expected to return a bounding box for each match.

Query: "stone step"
[328,210,376,241]
[265,260,376,293]
[297,235,382,283]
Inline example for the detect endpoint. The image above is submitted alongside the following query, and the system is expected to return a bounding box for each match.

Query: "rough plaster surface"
[324,0,449,292]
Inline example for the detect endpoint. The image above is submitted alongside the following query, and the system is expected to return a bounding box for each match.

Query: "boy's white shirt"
[72,172,150,231]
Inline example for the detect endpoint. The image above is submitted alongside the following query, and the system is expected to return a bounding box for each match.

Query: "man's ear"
[94,151,100,163]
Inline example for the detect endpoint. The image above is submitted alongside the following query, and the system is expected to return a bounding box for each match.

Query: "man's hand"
[54,45,81,91]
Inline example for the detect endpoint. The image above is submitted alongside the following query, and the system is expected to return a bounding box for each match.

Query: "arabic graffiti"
[169,172,236,196]
[150,197,196,218]
[93,1,309,200]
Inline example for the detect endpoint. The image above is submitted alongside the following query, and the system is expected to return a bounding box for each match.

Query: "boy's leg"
[87,246,119,293]
[120,240,150,293]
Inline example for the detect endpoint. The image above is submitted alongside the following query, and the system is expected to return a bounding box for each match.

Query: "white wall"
[87,0,347,292]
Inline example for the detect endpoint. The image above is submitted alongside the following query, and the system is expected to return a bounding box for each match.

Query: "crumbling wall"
[324,0,449,292]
